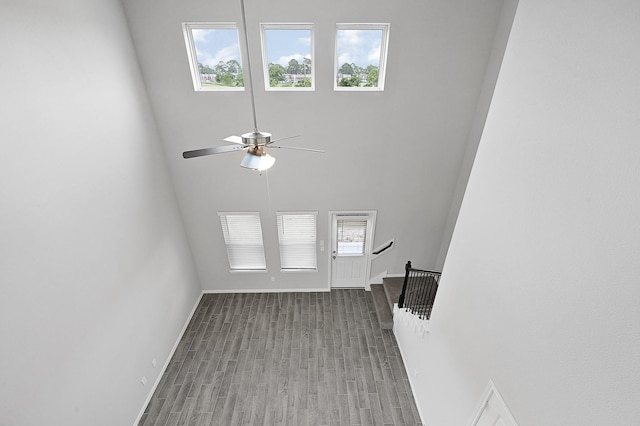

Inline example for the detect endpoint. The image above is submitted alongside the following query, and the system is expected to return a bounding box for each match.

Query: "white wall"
[435,0,518,270]
[122,0,505,291]
[0,1,201,425]
[397,0,640,424]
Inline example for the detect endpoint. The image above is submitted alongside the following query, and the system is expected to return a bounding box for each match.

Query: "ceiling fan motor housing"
[242,131,271,147]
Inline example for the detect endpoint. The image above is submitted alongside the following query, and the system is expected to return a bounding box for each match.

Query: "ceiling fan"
[182,0,324,171]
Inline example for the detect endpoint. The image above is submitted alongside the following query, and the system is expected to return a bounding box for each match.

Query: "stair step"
[382,276,404,312]
[371,284,393,330]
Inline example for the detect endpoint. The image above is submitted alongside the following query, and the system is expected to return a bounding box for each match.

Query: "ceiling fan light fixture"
[240,151,276,171]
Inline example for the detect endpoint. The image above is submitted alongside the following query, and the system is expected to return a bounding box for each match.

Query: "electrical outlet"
[271,276,275,282]
[141,376,147,386]
[151,358,157,368]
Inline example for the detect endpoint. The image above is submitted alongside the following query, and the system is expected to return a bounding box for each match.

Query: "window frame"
[260,23,315,92]
[182,22,245,92]
[276,211,318,272]
[217,212,267,272]
[333,23,390,92]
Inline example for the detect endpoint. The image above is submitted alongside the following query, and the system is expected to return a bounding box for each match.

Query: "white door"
[330,212,375,288]
[471,381,518,426]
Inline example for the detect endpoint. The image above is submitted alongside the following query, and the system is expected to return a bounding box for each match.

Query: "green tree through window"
[262,25,314,90]
[335,24,389,90]
[183,23,245,91]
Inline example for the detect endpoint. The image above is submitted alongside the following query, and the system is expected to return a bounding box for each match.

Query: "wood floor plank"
[174,397,197,425]
[360,408,374,426]
[381,368,401,408]
[337,395,350,426]
[346,380,361,425]
[391,406,406,425]
[334,356,348,396]
[375,380,395,425]
[217,359,236,398]
[139,289,422,426]
[368,392,385,426]
[355,368,370,409]
[171,372,195,414]
[150,384,180,426]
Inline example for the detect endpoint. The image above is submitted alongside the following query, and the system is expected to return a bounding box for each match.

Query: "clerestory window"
[182,22,245,91]
[182,22,391,92]
[261,24,314,91]
[334,23,390,91]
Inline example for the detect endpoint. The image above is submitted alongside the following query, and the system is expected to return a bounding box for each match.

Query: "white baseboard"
[368,271,388,288]
[133,292,203,426]
[386,273,405,278]
[202,287,331,294]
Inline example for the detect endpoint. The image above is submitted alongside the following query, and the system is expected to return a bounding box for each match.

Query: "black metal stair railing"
[397,261,441,320]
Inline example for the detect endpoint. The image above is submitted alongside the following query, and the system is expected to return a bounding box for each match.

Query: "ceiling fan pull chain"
[265,170,273,214]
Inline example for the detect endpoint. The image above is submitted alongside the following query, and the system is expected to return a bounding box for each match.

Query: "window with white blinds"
[276,212,317,271]
[336,216,368,255]
[218,212,266,271]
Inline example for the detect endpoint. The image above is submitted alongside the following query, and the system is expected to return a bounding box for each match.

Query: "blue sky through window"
[264,29,311,66]
[336,29,383,69]
[191,28,242,68]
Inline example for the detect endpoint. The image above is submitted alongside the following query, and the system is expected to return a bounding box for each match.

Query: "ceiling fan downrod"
[239,0,259,134]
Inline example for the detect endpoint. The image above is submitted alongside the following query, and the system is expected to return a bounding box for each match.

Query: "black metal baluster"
[398,261,441,320]
[426,274,435,319]
[408,270,420,313]
[419,272,428,319]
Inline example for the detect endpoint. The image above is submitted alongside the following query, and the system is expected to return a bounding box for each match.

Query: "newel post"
[398,261,412,308]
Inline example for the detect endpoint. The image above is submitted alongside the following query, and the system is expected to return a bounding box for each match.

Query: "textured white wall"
[0,1,200,425]
[397,0,640,424]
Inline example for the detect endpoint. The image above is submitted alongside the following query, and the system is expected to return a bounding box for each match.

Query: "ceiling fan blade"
[266,135,300,145]
[269,145,325,153]
[223,135,245,145]
[183,144,246,159]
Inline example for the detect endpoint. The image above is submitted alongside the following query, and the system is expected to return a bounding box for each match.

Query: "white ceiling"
[121,0,509,290]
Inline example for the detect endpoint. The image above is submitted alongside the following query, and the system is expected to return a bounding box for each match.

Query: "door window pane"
[336,218,367,255]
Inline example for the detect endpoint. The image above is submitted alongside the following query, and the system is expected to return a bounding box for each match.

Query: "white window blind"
[218,213,266,270]
[276,212,317,270]
[336,216,367,255]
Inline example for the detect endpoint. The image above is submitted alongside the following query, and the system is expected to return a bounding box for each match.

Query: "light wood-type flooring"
[139,289,422,426]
